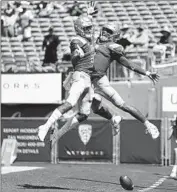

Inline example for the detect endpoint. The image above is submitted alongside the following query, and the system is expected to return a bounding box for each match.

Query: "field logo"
[78,124,92,145]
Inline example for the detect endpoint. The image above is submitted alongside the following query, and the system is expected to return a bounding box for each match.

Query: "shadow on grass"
[18,184,75,190]
[62,176,120,186]
[61,177,177,191]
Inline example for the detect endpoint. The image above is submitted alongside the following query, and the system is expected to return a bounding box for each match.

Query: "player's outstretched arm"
[145,71,160,85]
[109,43,160,84]
[119,56,160,84]
[110,44,148,76]
[119,56,147,75]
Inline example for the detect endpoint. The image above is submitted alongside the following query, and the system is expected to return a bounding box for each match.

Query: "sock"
[110,115,116,125]
[45,108,62,130]
[57,116,79,140]
[170,165,177,177]
[92,98,113,120]
[110,115,122,126]
[96,105,113,120]
[109,115,116,125]
[144,120,150,128]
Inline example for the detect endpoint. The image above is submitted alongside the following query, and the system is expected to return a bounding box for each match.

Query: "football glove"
[146,71,160,85]
[75,44,85,58]
[87,1,98,16]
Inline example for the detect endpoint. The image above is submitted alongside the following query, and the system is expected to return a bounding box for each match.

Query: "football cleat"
[38,125,48,142]
[50,126,59,147]
[111,115,122,136]
[145,122,160,139]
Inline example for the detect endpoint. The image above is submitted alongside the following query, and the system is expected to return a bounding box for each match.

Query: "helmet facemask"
[100,27,114,42]
[99,24,120,43]
[83,25,94,41]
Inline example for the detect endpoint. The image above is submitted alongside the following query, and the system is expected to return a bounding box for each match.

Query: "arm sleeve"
[118,56,147,76]
[108,43,125,60]
[109,43,125,62]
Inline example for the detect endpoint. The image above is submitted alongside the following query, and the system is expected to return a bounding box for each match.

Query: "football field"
[1,162,177,192]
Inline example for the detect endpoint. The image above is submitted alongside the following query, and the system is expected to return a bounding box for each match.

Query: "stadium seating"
[1,1,177,70]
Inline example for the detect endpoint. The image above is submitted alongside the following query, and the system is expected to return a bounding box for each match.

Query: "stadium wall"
[101,77,176,120]
[1,73,176,164]
[2,73,176,120]
[101,80,155,119]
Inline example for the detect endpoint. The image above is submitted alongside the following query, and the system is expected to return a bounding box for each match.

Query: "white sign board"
[162,87,177,112]
[1,139,18,165]
[1,73,62,104]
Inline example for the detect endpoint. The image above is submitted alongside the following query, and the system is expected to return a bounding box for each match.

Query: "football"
[119,175,134,190]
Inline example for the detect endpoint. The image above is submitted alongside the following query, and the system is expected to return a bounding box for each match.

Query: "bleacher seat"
[1,0,177,68]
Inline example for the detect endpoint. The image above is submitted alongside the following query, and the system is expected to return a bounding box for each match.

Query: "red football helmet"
[99,22,121,42]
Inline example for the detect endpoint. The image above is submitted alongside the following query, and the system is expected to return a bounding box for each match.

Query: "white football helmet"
[74,16,94,41]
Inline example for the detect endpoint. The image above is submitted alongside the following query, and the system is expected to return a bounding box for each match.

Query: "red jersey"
[92,41,124,78]
[70,36,95,74]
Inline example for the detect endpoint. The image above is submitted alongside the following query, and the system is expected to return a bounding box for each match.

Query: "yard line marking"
[1,166,44,174]
[138,176,168,192]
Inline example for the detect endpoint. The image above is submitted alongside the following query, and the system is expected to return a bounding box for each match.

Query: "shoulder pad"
[108,43,124,52]
[70,36,87,46]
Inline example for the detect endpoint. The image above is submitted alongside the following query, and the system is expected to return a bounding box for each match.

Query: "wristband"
[146,71,151,76]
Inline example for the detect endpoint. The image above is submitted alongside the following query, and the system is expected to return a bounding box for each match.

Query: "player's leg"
[51,86,122,146]
[95,75,159,139]
[91,93,122,135]
[119,103,160,139]
[38,71,88,141]
[51,87,93,146]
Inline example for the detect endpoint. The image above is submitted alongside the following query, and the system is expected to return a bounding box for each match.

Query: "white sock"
[110,116,115,125]
[170,165,177,177]
[57,116,79,139]
[144,120,150,127]
[45,108,62,130]
[110,115,122,125]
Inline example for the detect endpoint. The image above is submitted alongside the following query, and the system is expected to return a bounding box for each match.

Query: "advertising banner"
[1,118,51,162]
[162,87,177,112]
[156,76,177,118]
[1,104,59,117]
[1,73,62,104]
[58,119,113,161]
[120,120,161,164]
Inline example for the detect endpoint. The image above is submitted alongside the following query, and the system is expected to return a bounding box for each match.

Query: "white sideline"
[1,166,44,175]
[138,176,168,192]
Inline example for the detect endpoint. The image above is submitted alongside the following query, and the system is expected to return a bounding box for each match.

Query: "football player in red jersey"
[37,15,95,141]
[38,15,122,142]
[50,22,160,146]
[91,22,160,139]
